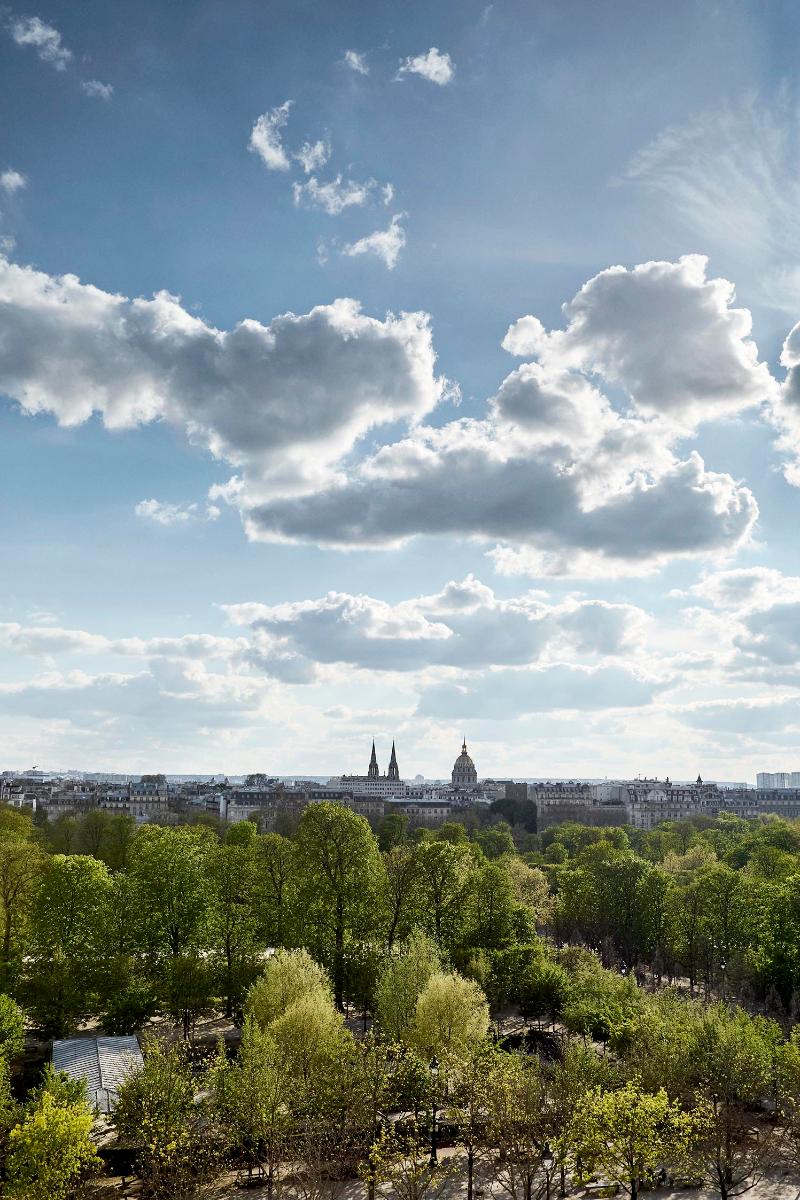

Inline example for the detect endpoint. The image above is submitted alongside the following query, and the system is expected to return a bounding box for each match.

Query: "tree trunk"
[334,901,345,1010]
[467,1148,474,1200]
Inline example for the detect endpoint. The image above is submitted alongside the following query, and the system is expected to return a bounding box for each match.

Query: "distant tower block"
[387,740,400,782]
[452,738,478,787]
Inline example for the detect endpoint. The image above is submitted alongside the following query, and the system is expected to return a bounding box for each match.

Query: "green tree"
[415,839,472,946]
[113,1038,220,1199]
[253,832,296,948]
[467,862,517,949]
[0,836,43,988]
[374,929,441,1041]
[129,825,214,960]
[381,845,422,949]
[294,802,383,1008]
[0,992,25,1060]
[475,823,516,860]
[26,854,112,1033]
[208,840,258,1016]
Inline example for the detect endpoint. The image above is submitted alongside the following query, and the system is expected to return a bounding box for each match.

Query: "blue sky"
[2,0,800,779]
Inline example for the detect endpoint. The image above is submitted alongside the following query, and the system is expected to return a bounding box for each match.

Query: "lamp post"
[429,1056,439,1165]
[719,957,727,1000]
[542,1143,554,1200]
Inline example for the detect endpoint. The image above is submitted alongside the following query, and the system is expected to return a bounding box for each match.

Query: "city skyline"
[2,2,800,777]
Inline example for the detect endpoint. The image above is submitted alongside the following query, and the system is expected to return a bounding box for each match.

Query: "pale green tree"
[210,1015,295,1194]
[482,1052,549,1200]
[575,1081,705,1200]
[5,1086,101,1200]
[410,971,490,1058]
[246,947,333,1027]
[269,989,350,1088]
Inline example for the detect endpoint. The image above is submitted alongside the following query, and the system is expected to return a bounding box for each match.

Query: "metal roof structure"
[52,1036,143,1114]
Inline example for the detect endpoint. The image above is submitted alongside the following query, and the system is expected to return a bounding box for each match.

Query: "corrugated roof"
[52,1036,143,1114]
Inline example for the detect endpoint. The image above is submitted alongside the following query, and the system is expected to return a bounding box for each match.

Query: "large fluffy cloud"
[0,256,443,497]
[0,253,775,573]
[239,256,766,571]
[222,577,646,673]
[502,255,774,425]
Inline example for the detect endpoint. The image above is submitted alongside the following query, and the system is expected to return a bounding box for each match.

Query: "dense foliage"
[5,801,800,1194]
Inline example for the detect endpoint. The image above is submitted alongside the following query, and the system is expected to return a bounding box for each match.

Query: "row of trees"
[0,801,549,1035]
[102,946,800,1199]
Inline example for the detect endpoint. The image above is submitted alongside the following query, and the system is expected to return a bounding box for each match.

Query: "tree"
[378,812,410,852]
[26,854,112,1033]
[504,858,555,926]
[467,862,517,949]
[447,1040,504,1200]
[207,840,258,1017]
[410,971,490,1058]
[164,953,215,1041]
[113,1038,220,1199]
[5,1085,101,1200]
[254,832,296,948]
[269,988,349,1088]
[294,803,383,1007]
[690,1005,778,1199]
[475,823,516,860]
[381,845,421,949]
[546,1042,612,1196]
[482,1052,549,1200]
[246,947,333,1027]
[367,1119,459,1200]
[374,930,441,1041]
[0,992,25,1060]
[0,837,43,987]
[210,1016,294,1193]
[129,825,213,960]
[575,1081,704,1200]
[415,840,472,947]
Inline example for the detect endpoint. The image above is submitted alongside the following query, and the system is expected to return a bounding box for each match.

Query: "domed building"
[451,739,478,788]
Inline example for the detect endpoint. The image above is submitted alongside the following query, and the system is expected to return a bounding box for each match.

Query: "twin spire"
[368,739,400,780]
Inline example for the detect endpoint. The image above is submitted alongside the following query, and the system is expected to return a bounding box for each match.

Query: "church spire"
[368,739,379,779]
[387,740,400,782]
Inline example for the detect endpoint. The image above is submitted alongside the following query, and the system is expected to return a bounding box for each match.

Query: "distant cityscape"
[3,740,800,832]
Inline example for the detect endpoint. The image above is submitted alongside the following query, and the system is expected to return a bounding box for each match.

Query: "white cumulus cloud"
[249,102,293,171]
[293,139,330,174]
[342,213,406,269]
[0,255,444,505]
[0,169,26,195]
[397,47,454,86]
[135,499,220,526]
[292,173,383,215]
[9,15,72,69]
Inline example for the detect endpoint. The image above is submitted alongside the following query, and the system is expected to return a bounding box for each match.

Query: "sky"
[2,0,800,780]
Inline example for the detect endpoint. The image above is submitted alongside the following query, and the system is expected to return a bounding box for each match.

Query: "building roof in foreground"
[52,1035,143,1114]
